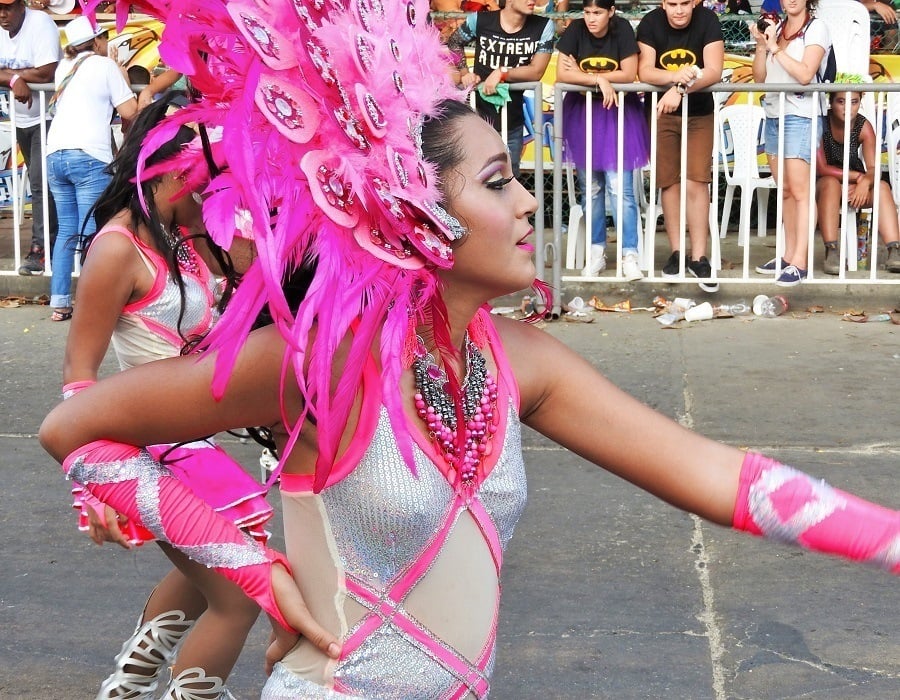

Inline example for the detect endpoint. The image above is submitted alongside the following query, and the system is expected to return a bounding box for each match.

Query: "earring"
[191,192,203,205]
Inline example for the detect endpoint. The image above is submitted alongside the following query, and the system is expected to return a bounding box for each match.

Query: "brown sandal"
[51,308,73,322]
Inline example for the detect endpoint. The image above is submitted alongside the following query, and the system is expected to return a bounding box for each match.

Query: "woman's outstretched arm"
[500,317,898,572]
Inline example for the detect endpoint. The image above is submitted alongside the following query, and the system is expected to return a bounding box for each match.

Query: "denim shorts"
[764,115,822,163]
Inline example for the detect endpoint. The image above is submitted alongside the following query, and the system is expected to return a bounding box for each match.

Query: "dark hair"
[582,0,615,9]
[83,93,236,342]
[420,98,479,201]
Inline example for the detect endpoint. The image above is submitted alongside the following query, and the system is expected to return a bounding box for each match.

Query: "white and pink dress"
[71,225,272,542]
[264,310,527,699]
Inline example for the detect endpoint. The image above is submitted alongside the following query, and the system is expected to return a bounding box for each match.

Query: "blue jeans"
[578,168,640,253]
[47,149,111,309]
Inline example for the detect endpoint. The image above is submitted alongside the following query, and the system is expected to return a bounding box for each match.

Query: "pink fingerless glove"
[63,439,297,630]
[733,452,900,574]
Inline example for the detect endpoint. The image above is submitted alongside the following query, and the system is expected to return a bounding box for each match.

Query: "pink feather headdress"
[84,0,463,490]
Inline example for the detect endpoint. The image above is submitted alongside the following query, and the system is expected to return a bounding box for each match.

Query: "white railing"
[539,81,900,313]
[8,81,900,311]
[1,84,53,275]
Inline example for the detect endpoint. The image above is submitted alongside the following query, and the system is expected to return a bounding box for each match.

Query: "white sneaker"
[621,253,643,281]
[581,244,606,277]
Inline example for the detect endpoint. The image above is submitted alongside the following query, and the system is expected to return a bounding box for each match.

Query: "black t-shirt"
[468,10,554,129]
[556,15,638,72]
[636,6,723,116]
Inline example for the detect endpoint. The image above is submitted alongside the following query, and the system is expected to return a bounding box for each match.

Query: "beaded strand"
[412,333,498,484]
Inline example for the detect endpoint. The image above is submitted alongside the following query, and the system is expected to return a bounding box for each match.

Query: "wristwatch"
[675,82,687,95]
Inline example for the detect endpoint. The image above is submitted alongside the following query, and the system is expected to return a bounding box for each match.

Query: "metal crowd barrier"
[8,81,900,315]
[1,84,53,276]
[541,81,900,314]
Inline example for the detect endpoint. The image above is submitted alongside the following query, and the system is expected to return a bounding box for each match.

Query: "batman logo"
[659,48,698,71]
[580,56,619,73]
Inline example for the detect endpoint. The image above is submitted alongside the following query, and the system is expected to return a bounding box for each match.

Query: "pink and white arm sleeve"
[63,439,297,630]
[733,452,900,574]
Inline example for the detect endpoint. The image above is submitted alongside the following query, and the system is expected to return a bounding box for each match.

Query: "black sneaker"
[688,256,719,293]
[661,251,682,278]
[18,246,45,276]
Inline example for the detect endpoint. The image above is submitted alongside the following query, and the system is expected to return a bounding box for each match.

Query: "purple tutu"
[561,91,650,172]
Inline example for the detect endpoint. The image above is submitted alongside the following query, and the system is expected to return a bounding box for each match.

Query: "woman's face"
[781,0,807,16]
[583,5,614,38]
[831,92,862,123]
[438,114,538,299]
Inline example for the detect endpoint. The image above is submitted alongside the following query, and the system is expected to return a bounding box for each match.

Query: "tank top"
[93,225,218,370]
[822,112,866,174]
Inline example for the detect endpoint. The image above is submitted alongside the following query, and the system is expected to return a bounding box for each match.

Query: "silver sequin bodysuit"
[266,317,527,700]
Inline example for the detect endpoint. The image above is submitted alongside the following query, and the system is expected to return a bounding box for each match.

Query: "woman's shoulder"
[806,16,831,44]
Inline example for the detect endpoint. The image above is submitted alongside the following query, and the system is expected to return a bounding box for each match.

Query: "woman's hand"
[848,174,874,208]
[268,563,341,674]
[87,505,131,547]
[595,75,617,110]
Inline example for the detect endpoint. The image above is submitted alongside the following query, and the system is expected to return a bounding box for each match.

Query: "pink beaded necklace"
[412,332,499,485]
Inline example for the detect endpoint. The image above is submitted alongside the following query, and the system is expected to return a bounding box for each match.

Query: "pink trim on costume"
[278,355,382,493]
[732,451,765,535]
[466,499,504,571]
[478,308,520,413]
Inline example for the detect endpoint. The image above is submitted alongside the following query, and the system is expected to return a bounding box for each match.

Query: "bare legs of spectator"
[816,174,900,273]
[661,179,710,261]
[769,155,811,285]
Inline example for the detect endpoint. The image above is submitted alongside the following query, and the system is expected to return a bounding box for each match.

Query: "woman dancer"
[750,0,831,286]
[61,94,331,699]
[44,1,897,697]
[555,0,650,280]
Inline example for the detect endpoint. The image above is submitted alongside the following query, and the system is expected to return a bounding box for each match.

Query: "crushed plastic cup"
[684,301,714,321]
[568,296,586,312]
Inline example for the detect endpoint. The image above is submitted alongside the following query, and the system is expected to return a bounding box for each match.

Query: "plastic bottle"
[714,300,751,316]
[752,294,788,318]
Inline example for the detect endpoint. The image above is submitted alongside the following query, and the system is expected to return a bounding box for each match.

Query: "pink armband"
[9,73,20,88]
[64,439,297,630]
[62,380,96,400]
[733,452,899,574]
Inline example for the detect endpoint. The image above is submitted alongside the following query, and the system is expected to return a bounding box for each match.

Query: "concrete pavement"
[1,297,898,699]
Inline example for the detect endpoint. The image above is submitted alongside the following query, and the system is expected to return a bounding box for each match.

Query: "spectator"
[859,0,897,25]
[448,0,555,179]
[556,0,650,280]
[636,0,724,292]
[0,0,61,275]
[136,67,182,110]
[815,79,900,274]
[45,16,137,321]
[750,1,831,286]
[430,1,500,44]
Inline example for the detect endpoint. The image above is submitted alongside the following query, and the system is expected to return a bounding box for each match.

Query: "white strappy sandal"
[161,667,235,700]
[96,610,194,700]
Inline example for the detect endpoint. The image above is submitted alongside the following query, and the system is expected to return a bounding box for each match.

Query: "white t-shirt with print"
[0,8,62,128]
[47,53,134,163]
[762,17,831,119]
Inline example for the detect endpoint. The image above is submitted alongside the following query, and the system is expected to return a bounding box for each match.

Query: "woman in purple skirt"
[556,0,650,279]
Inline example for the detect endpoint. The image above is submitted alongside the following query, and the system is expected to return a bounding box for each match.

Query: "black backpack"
[817,44,837,84]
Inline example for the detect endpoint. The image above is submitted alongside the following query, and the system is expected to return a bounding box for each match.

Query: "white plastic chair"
[717,104,776,246]
[815,0,871,77]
